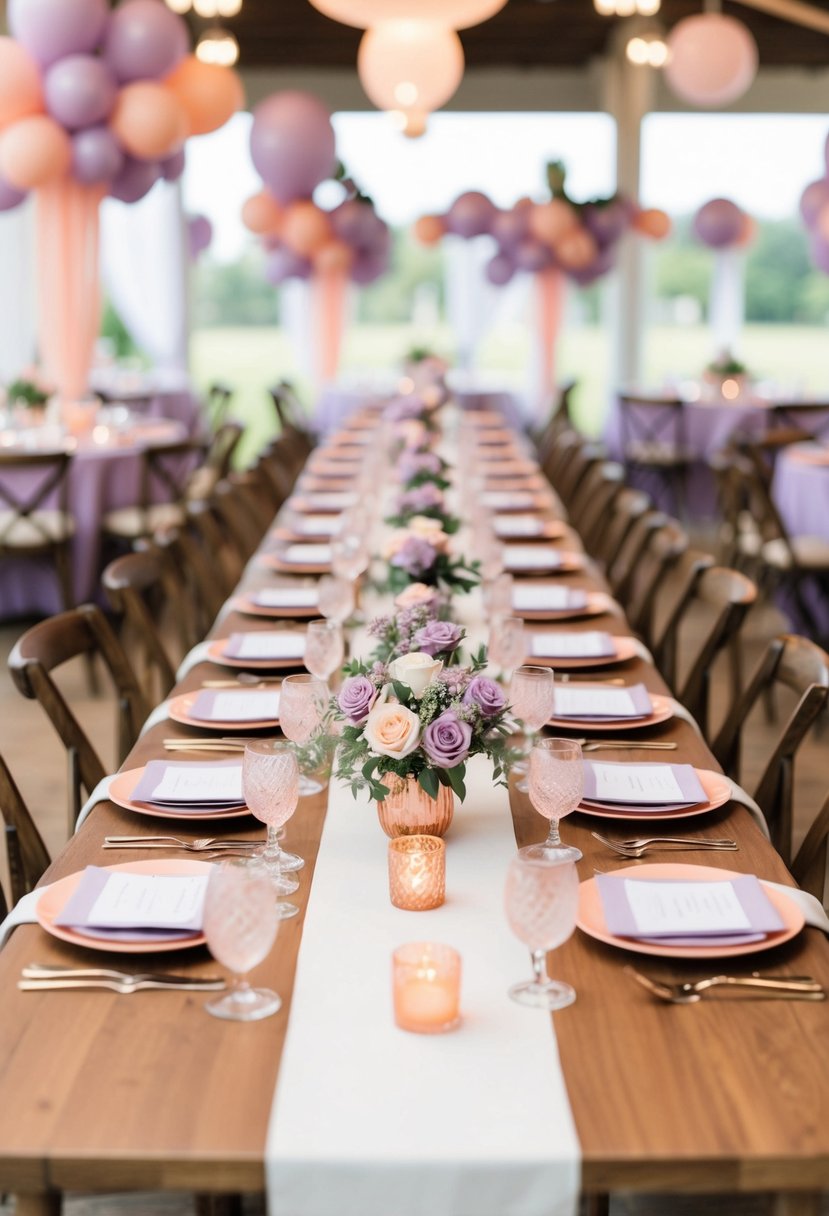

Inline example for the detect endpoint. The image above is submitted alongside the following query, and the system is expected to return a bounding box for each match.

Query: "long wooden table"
[0,416,827,1216]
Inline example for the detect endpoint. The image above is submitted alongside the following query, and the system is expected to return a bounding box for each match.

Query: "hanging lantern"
[357,22,464,115]
[309,0,506,30]
[664,13,758,107]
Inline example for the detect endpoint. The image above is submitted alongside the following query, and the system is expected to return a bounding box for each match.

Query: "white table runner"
[266,756,581,1216]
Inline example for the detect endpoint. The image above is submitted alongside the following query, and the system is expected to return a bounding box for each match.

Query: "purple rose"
[338,675,377,723]
[391,535,438,578]
[398,483,444,514]
[398,451,443,482]
[384,394,426,422]
[463,676,506,719]
[413,619,464,657]
[422,711,473,768]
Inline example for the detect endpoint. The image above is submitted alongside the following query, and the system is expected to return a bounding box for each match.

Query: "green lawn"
[190,323,829,465]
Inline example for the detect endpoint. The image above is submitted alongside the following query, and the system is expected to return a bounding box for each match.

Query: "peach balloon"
[555,228,598,271]
[165,56,244,137]
[310,0,507,30]
[0,115,71,188]
[315,240,354,274]
[358,23,464,114]
[0,38,44,128]
[529,199,579,248]
[242,190,285,235]
[414,214,445,246]
[110,82,186,160]
[736,213,758,247]
[282,201,332,257]
[634,208,672,240]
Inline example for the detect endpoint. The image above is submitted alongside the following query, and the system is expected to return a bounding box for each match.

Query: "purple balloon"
[514,238,553,273]
[188,215,212,260]
[693,198,744,249]
[445,190,496,239]
[250,91,337,206]
[109,155,161,205]
[581,199,629,248]
[72,125,124,184]
[0,172,27,213]
[491,206,529,250]
[800,178,829,228]
[44,54,117,131]
[160,148,186,182]
[485,251,516,287]
[330,199,380,250]
[569,245,617,287]
[350,250,388,285]
[810,236,829,274]
[104,0,188,84]
[8,0,109,67]
[264,244,313,285]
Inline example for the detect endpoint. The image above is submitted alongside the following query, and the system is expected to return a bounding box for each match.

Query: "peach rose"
[408,515,450,553]
[394,582,436,609]
[363,700,421,759]
[382,529,411,560]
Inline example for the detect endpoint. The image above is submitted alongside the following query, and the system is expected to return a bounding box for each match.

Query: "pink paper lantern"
[309,0,506,31]
[665,13,758,108]
[357,22,464,115]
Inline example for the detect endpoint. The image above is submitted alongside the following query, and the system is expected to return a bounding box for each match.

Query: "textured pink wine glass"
[526,737,583,861]
[504,847,580,1010]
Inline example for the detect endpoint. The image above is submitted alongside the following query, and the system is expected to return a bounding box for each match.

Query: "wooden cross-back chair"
[617,391,692,520]
[102,548,178,702]
[186,421,244,503]
[101,438,207,543]
[605,508,667,607]
[539,429,583,496]
[8,605,149,830]
[711,634,829,865]
[548,438,607,514]
[792,789,829,905]
[0,449,75,610]
[269,381,314,461]
[624,519,702,645]
[569,462,626,556]
[651,563,757,737]
[258,434,303,505]
[210,476,270,564]
[0,753,51,915]
[531,379,578,462]
[152,523,227,646]
[206,381,235,430]
[592,488,652,575]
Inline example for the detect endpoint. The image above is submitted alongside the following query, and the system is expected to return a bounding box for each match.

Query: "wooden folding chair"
[101,439,207,543]
[711,634,829,864]
[617,392,692,519]
[206,381,235,431]
[186,422,244,502]
[592,488,652,575]
[570,462,626,555]
[8,605,149,830]
[624,520,705,647]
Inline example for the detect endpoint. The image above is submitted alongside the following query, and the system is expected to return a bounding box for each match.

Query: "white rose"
[363,701,421,759]
[388,651,443,699]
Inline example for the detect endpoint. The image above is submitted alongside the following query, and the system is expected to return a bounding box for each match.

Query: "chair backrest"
[185,422,244,504]
[711,634,829,864]
[102,548,177,701]
[551,439,607,512]
[571,462,626,554]
[210,477,269,563]
[625,519,699,643]
[130,441,207,529]
[652,564,757,736]
[206,381,234,430]
[8,605,150,829]
[0,753,51,910]
[617,392,686,456]
[593,488,651,574]
[153,524,226,644]
[791,790,829,905]
[258,435,301,504]
[0,450,72,549]
[532,380,578,460]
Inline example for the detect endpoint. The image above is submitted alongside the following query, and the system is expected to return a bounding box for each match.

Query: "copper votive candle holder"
[388,835,445,911]
[392,942,461,1034]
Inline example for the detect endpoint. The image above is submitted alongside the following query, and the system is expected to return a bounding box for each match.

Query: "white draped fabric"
[0,199,37,382]
[710,249,745,356]
[100,181,190,374]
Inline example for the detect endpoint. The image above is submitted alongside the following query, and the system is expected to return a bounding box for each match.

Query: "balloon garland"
[0,0,244,402]
[413,161,671,407]
[243,90,391,386]
[799,133,829,275]
[692,197,756,360]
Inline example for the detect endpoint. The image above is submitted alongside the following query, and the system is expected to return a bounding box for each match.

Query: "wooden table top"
[0,429,827,1202]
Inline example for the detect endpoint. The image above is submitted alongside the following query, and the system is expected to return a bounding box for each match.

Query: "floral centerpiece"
[386,480,459,532]
[7,377,50,409]
[396,449,451,491]
[703,351,750,400]
[367,595,461,665]
[333,644,513,836]
[382,516,479,596]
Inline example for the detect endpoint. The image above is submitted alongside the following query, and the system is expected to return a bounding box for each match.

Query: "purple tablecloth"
[0,419,186,620]
[773,446,829,540]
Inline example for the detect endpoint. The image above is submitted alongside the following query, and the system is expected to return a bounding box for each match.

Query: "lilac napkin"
[596,872,785,944]
[582,761,707,811]
[54,865,207,942]
[131,759,246,809]
[551,683,653,720]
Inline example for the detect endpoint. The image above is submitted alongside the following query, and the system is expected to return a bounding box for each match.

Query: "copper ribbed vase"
[376,774,454,839]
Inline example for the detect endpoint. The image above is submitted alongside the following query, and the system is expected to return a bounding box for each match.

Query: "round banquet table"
[604,390,829,518]
[89,367,203,435]
[773,442,829,541]
[0,416,187,620]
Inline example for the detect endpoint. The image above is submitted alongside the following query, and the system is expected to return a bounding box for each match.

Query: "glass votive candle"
[392,942,461,1034]
[388,835,445,911]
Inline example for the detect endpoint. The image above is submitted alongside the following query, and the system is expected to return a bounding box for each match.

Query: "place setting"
[205,630,308,669]
[259,543,334,575]
[492,513,571,542]
[107,758,253,821]
[511,584,616,621]
[546,680,676,732]
[527,629,642,668]
[502,544,586,575]
[166,687,282,731]
[231,585,321,620]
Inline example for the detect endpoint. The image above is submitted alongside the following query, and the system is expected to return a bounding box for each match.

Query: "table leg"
[773,1192,823,1216]
[14,1192,61,1216]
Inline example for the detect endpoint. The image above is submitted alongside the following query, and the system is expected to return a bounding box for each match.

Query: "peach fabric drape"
[535,266,565,415]
[312,267,347,387]
[36,180,105,402]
